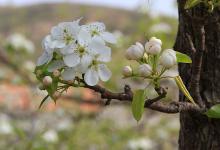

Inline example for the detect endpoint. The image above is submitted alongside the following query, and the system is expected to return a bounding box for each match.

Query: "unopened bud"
[122,66,133,77]
[138,64,152,77]
[145,37,162,55]
[159,49,177,68]
[125,42,144,60]
[42,76,53,86]
[53,70,60,77]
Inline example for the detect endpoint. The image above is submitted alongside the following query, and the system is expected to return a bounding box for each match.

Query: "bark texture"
[174,0,220,149]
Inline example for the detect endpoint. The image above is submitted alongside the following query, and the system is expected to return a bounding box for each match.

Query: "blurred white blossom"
[127,138,156,150]
[42,129,58,143]
[7,33,35,53]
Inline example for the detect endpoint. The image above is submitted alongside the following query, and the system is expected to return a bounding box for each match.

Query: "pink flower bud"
[43,76,53,86]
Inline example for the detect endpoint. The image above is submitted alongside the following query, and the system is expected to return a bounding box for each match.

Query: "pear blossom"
[145,37,162,55]
[84,47,112,86]
[138,64,152,77]
[159,49,177,68]
[50,20,80,49]
[122,66,133,77]
[125,42,144,60]
[83,22,116,44]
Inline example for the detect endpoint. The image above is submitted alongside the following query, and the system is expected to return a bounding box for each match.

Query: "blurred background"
[0,0,179,149]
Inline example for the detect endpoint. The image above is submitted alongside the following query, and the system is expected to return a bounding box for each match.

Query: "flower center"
[91,30,99,36]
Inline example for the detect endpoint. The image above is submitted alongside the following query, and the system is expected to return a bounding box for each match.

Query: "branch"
[59,78,205,114]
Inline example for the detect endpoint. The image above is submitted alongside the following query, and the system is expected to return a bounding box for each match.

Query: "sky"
[0,0,178,17]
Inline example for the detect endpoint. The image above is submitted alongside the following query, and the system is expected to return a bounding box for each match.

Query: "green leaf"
[205,104,220,118]
[174,76,196,105]
[176,51,192,63]
[132,89,146,122]
[185,0,202,9]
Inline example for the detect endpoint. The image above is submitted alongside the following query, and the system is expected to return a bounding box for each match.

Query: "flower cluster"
[123,37,178,88]
[36,18,116,87]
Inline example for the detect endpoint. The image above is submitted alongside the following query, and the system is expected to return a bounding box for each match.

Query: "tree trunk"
[174,0,220,149]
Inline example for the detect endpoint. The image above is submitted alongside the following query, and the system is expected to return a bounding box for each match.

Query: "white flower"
[84,48,112,86]
[50,20,80,49]
[159,49,177,68]
[125,42,144,60]
[83,22,116,44]
[43,76,53,86]
[138,64,152,77]
[145,37,162,55]
[42,130,58,143]
[122,66,132,77]
[7,33,35,53]
[61,29,110,68]
[127,138,156,150]
[37,35,55,66]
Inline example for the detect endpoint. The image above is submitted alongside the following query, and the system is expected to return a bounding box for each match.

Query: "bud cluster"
[122,37,178,86]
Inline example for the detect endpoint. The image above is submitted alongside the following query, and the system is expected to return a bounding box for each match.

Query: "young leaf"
[185,0,202,9]
[205,104,220,118]
[174,76,196,105]
[175,51,192,63]
[132,89,146,122]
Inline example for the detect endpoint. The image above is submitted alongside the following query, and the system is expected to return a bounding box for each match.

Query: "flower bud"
[145,42,161,55]
[125,42,144,60]
[53,70,60,77]
[138,64,152,77]
[43,76,53,86]
[159,49,177,68]
[145,37,162,55]
[122,66,133,77]
[149,37,162,46]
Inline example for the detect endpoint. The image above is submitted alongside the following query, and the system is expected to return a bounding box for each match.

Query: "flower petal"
[98,64,111,81]
[77,29,91,46]
[97,47,111,62]
[101,32,116,44]
[60,43,76,55]
[48,60,65,72]
[37,52,53,66]
[89,37,109,54]
[84,68,99,86]
[61,68,77,81]
[63,53,80,67]
[78,54,92,73]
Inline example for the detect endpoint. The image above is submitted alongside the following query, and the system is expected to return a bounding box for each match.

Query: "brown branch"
[60,78,205,114]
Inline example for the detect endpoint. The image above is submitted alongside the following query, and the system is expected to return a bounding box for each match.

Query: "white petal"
[77,29,91,46]
[98,64,111,81]
[37,52,53,66]
[97,47,111,62]
[51,26,63,40]
[88,38,109,54]
[87,22,106,32]
[61,68,77,81]
[63,53,80,67]
[78,55,92,73]
[84,68,99,86]
[48,60,65,72]
[60,44,76,55]
[101,32,117,44]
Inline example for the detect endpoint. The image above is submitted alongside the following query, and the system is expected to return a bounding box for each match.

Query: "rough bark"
[174,0,220,149]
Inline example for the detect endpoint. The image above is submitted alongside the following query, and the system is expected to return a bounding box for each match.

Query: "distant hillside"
[0,3,177,46]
